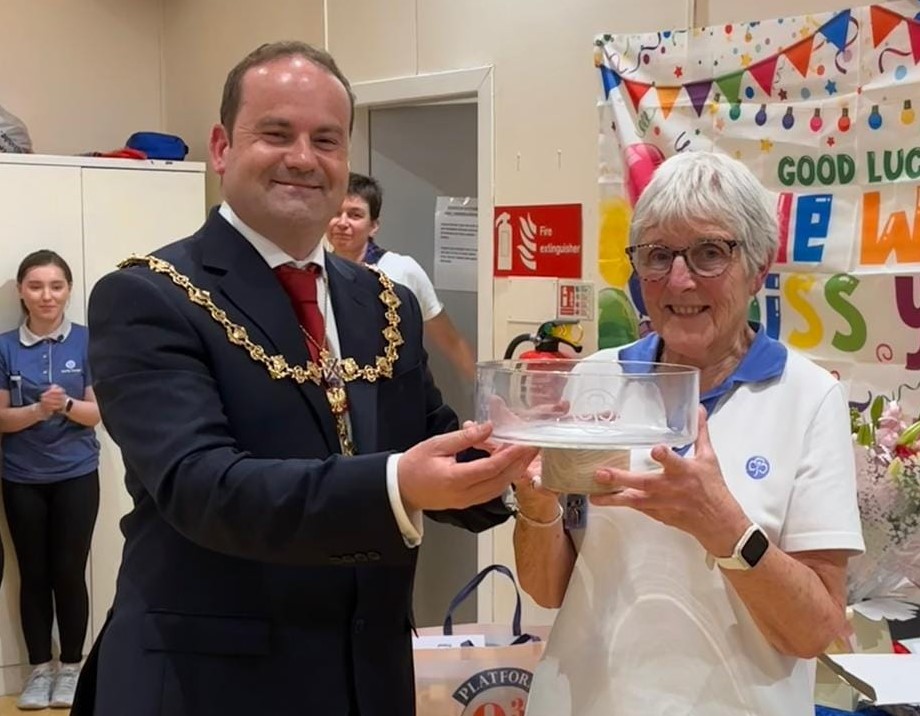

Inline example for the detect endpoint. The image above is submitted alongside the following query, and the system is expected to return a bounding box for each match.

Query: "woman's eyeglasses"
[625,239,739,281]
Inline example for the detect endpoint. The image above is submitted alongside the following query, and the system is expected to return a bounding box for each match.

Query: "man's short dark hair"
[220,41,355,138]
[347,172,383,221]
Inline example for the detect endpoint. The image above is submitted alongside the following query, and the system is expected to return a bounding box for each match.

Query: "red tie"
[274,263,326,363]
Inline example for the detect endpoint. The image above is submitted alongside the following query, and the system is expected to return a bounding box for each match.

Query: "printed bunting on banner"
[871,4,904,47]
[656,86,681,118]
[597,8,869,120]
[594,1,920,403]
[599,65,621,95]
[623,79,652,109]
[715,71,744,106]
[819,9,852,51]
[783,37,814,77]
[748,57,779,95]
[684,80,713,117]
[908,20,920,62]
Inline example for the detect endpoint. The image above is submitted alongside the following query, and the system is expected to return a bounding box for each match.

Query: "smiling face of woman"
[18,264,71,329]
[637,221,765,367]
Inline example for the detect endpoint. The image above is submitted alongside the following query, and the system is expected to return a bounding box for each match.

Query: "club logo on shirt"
[452,667,532,715]
[61,359,82,375]
[745,455,770,480]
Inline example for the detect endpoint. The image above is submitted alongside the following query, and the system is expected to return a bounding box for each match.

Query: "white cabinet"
[0,154,206,695]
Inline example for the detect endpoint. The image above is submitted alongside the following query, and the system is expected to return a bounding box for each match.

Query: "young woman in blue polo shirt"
[0,250,101,711]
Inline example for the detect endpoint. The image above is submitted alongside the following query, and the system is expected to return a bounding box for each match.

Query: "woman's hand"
[591,406,749,556]
[38,384,67,419]
[514,455,562,523]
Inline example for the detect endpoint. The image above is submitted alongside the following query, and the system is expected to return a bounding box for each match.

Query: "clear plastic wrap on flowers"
[476,359,699,493]
[848,445,920,603]
[849,397,920,603]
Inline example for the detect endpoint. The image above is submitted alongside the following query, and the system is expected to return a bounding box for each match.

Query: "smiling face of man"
[209,55,351,257]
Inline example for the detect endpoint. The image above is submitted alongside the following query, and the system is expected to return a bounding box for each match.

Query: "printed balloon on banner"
[623,143,665,206]
[596,195,643,348]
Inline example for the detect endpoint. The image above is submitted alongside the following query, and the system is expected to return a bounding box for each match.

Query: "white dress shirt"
[218,203,423,546]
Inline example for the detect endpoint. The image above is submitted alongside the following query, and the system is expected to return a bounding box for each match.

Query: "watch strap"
[712,523,767,571]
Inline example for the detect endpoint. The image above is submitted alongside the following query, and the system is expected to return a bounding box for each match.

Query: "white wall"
[161,0,325,207]
[699,0,868,24]
[0,0,163,155]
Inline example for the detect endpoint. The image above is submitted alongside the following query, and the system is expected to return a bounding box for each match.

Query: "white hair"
[629,151,778,276]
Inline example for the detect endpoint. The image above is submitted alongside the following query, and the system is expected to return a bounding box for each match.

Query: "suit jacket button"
[368,551,381,561]
[354,619,365,634]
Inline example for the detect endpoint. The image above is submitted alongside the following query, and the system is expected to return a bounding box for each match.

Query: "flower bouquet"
[848,396,920,603]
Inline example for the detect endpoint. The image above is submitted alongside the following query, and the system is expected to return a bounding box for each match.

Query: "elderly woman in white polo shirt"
[515,151,865,716]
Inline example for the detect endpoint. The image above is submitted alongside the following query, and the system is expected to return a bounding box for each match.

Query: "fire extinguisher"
[503,319,584,360]
[503,318,583,412]
[503,319,589,532]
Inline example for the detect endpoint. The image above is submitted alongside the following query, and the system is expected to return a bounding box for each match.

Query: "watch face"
[740,528,769,568]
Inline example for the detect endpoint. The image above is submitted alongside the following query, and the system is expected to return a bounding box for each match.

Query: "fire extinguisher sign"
[493,204,582,278]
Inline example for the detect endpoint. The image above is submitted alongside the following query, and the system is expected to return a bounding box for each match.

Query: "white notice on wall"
[434,197,477,292]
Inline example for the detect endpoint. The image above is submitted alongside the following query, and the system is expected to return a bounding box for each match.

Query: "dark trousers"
[2,471,99,664]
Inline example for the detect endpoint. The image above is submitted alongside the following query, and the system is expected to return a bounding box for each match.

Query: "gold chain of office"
[117,254,405,386]
[118,254,405,456]
[118,254,405,454]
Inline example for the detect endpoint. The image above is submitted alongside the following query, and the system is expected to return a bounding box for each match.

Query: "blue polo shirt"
[0,319,100,483]
[620,324,787,452]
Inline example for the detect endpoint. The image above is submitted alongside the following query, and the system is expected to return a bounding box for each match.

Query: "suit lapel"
[326,254,380,454]
[198,213,339,454]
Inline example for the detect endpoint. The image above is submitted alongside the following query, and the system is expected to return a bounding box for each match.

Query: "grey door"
[369,102,480,626]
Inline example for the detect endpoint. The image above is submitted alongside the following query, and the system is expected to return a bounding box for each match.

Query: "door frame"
[351,67,494,361]
[350,68,497,621]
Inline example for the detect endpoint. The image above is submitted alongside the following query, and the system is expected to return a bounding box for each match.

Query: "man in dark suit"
[73,41,536,716]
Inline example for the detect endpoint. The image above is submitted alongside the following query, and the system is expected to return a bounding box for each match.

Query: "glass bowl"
[475,358,700,493]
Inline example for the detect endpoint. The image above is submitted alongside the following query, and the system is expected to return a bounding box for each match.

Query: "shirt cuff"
[386,453,423,548]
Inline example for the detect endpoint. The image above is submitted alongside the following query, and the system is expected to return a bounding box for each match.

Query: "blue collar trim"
[362,241,388,265]
[619,325,787,452]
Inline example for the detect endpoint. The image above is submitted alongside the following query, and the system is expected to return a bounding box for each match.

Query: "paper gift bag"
[816,605,895,710]
[414,564,551,716]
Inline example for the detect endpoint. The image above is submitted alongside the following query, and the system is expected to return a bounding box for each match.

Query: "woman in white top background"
[327,172,476,382]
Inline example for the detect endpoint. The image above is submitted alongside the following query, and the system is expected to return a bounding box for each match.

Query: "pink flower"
[876,401,908,450]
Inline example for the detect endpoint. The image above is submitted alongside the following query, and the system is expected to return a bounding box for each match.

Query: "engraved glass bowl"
[475,359,700,493]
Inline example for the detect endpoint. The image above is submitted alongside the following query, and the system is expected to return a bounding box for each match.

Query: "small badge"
[564,494,588,530]
[65,359,76,370]
[745,456,770,480]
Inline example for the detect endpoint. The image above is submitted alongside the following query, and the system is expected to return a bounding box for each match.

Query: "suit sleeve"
[88,268,412,566]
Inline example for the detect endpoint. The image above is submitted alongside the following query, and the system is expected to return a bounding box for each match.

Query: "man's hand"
[38,384,67,419]
[458,421,558,521]
[398,422,539,513]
